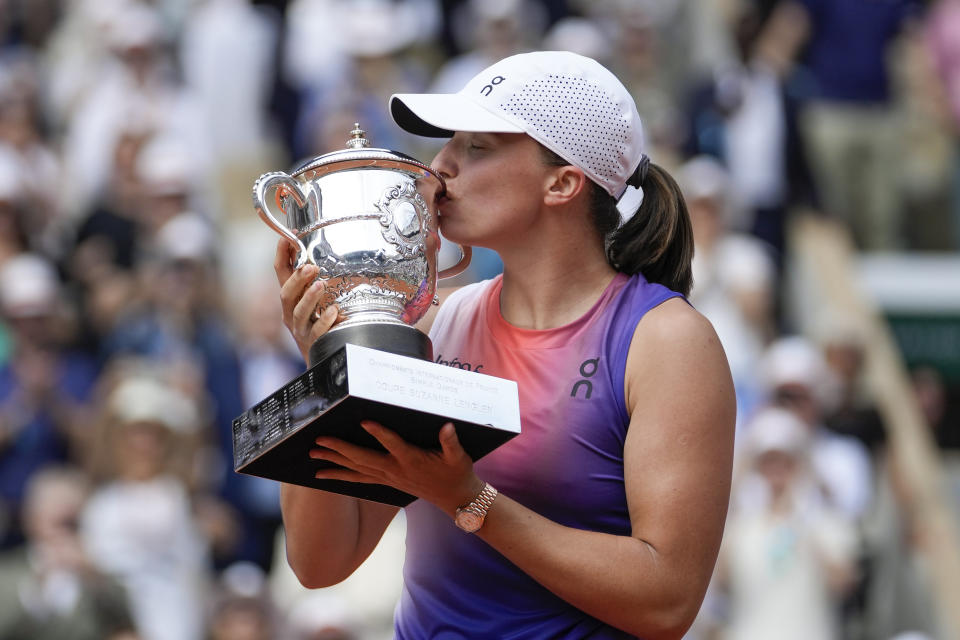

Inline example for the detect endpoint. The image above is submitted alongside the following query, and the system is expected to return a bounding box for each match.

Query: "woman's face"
[430,132,552,249]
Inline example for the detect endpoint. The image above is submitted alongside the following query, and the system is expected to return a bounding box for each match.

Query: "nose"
[430,139,457,181]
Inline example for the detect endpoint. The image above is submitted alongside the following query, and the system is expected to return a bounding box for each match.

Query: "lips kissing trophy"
[231,125,521,506]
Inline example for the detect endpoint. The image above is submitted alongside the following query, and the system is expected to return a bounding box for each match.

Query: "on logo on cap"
[480,76,505,97]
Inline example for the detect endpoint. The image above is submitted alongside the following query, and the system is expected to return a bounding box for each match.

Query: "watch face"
[455,509,483,533]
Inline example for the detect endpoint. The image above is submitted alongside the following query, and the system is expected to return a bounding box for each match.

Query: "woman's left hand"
[309,421,484,516]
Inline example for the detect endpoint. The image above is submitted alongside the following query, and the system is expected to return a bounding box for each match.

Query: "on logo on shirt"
[570,357,599,399]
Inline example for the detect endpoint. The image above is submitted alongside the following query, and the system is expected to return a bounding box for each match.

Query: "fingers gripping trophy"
[231,125,521,506]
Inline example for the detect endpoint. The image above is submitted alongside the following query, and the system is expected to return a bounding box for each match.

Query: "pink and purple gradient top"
[394,272,681,639]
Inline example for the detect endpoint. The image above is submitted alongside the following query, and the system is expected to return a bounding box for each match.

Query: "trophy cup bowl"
[254,124,471,366]
[232,126,519,506]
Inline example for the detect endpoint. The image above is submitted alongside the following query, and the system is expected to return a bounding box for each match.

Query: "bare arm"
[278,483,398,588]
[311,297,736,637]
[271,237,466,585]
[272,240,399,587]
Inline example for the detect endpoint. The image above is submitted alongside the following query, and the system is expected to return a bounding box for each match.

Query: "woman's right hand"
[274,239,339,362]
[273,238,400,590]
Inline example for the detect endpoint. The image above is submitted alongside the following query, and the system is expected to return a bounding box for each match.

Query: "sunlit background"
[0,0,957,639]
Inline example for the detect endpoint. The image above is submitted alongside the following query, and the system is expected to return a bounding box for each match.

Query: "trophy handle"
[253,171,318,269]
[438,244,472,280]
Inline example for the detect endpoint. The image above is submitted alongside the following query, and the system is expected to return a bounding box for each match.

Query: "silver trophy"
[254,124,470,366]
[231,126,520,506]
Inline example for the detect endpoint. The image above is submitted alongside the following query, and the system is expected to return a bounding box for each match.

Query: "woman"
[717,407,857,640]
[275,52,735,639]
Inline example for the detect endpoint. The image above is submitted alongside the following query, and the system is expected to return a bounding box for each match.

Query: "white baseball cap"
[0,253,59,317]
[743,407,811,458]
[109,376,200,433]
[391,51,647,199]
[761,336,828,392]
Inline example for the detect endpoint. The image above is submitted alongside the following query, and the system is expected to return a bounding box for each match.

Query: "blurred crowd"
[0,0,957,639]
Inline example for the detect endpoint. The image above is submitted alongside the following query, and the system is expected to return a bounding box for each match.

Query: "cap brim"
[391,93,525,137]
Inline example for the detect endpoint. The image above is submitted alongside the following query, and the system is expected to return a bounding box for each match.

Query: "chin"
[438,219,467,244]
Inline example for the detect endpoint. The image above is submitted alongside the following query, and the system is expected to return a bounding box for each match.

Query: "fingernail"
[324,305,338,318]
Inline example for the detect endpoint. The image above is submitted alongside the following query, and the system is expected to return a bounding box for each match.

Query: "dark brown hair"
[541,147,694,296]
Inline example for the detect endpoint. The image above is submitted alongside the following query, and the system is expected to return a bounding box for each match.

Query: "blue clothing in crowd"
[797,0,919,103]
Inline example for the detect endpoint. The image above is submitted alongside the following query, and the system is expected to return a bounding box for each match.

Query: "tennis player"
[276,51,736,639]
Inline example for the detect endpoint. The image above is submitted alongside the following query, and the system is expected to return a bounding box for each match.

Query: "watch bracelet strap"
[462,482,498,516]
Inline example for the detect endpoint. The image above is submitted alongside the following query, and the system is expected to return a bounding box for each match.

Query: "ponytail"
[606,164,694,297]
[538,145,694,297]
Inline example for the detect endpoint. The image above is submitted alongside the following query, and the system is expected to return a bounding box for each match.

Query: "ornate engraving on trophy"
[376,182,430,257]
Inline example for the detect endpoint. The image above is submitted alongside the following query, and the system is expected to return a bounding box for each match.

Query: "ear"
[543,165,588,207]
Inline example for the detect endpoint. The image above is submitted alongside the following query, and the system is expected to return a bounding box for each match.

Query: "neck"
[495,218,616,330]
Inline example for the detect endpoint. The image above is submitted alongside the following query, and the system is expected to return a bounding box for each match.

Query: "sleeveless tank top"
[394,272,682,639]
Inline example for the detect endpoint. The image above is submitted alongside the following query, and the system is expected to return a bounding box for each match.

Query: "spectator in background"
[287,0,440,160]
[926,0,960,249]
[0,146,31,268]
[429,0,547,94]
[576,0,737,158]
[757,335,875,522]
[0,0,62,52]
[684,0,817,262]
[40,0,121,129]
[179,0,280,168]
[717,407,858,640]
[102,212,223,364]
[65,127,148,360]
[208,593,276,640]
[782,0,920,250]
[100,212,249,563]
[133,135,207,238]
[286,592,361,640]
[681,156,777,429]
[0,52,64,258]
[103,207,267,571]
[599,2,688,157]
[0,253,98,548]
[58,0,210,220]
[207,561,280,640]
[541,16,612,66]
[911,365,957,450]
[0,466,138,640]
[80,370,211,640]
[814,314,887,457]
[282,0,440,99]
[69,127,148,279]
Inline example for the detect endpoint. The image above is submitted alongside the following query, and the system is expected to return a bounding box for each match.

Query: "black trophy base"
[232,343,520,507]
[308,322,432,366]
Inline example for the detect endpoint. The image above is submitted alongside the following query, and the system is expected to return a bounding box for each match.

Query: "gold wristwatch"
[454,482,498,533]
